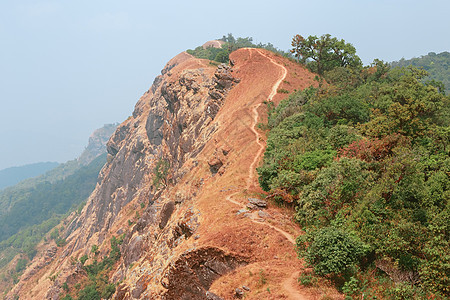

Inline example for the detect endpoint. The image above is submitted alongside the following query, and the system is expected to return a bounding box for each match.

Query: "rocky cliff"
[7,45,329,300]
[77,123,119,166]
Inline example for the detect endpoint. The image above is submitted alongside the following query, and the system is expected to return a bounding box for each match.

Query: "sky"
[0,0,449,170]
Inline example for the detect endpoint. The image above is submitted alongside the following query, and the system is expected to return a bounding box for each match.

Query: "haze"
[0,0,449,170]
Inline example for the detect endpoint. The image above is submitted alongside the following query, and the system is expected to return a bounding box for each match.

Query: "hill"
[6,37,449,300]
[6,42,328,300]
[0,162,58,190]
[391,51,450,94]
[0,124,116,296]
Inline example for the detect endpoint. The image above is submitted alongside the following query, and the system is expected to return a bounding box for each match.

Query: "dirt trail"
[247,49,288,189]
[225,48,306,300]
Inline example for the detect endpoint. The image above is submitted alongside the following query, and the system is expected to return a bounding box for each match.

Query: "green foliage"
[75,236,122,299]
[187,33,292,64]
[0,162,58,190]
[291,34,362,75]
[392,51,450,95]
[259,47,449,296]
[15,258,27,273]
[0,154,106,242]
[101,284,116,299]
[342,276,360,297]
[298,227,368,276]
[298,273,318,287]
[257,269,267,287]
[152,158,170,189]
[62,282,69,292]
[277,88,290,94]
[77,284,100,300]
[0,214,61,270]
[91,244,99,255]
[385,282,426,300]
[79,255,88,265]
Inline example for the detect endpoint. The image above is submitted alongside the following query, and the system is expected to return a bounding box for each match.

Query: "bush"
[342,276,360,297]
[77,284,100,300]
[299,227,368,277]
[79,254,88,265]
[15,258,28,273]
[298,273,318,287]
[101,283,116,299]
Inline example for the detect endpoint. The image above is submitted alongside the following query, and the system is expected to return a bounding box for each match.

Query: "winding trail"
[225,48,306,299]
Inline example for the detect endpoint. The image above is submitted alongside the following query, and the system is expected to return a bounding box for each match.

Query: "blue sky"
[0,0,449,169]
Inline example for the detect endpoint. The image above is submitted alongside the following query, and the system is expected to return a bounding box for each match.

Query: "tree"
[291,34,362,75]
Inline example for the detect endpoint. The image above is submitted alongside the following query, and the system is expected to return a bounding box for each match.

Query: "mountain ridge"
[6,46,334,299]
[0,162,59,190]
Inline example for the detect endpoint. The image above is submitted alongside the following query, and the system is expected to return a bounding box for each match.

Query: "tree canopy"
[259,39,449,297]
[391,51,450,95]
[291,34,362,75]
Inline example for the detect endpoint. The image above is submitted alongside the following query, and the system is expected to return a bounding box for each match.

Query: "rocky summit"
[7,44,323,299]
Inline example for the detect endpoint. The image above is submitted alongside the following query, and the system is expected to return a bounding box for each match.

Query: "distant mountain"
[0,153,106,242]
[0,123,117,295]
[391,51,450,94]
[2,123,118,192]
[0,162,59,190]
[77,123,119,165]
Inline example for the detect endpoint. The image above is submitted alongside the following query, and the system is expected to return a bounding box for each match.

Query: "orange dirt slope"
[174,48,341,299]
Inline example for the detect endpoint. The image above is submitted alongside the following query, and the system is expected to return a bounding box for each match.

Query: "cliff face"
[8,47,324,300]
[77,123,119,166]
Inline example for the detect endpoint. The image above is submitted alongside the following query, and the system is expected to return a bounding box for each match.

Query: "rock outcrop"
[7,46,320,300]
[78,123,119,165]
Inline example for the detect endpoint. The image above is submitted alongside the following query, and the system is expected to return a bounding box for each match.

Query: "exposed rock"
[235,287,244,298]
[145,112,164,146]
[161,247,247,299]
[242,285,250,291]
[208,157,223,175]
[159,201,175,229]
[257,210,271,219]
[376,258,420,284]
[7,47,321,300]
[236,209,248,215]
[247,198,267,210]
[206,291,224,300]
[115,284,129,300]
[78,123,118,165]
[123,235,144,266]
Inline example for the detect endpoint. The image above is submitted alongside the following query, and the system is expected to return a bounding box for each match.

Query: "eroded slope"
[7,48,331,300]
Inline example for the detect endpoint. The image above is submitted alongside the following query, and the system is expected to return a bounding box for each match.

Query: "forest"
[392,52,449,95]
[0,154,106,295]
[258,34,449,298]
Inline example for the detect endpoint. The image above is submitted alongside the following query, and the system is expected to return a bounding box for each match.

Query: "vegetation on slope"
[392,51,450,95]
[258,34,449,298]
[187,33,292,63]
[0,154,106,242]
[60,235,124,300]
[0,154,106,296]
[0,162,59,190]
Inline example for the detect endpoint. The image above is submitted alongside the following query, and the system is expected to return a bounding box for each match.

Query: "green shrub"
[101,283,116,299]
[15,258,28,273]
[298,273,318,287]
[299,227,368,277]
[62,282,69,292]
[277,88,290,94]
[79,254,88,265]
[77,284,100,300]
[342,276,360,297]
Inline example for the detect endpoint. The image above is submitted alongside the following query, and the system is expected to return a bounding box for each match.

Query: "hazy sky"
[0,0,449,170]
